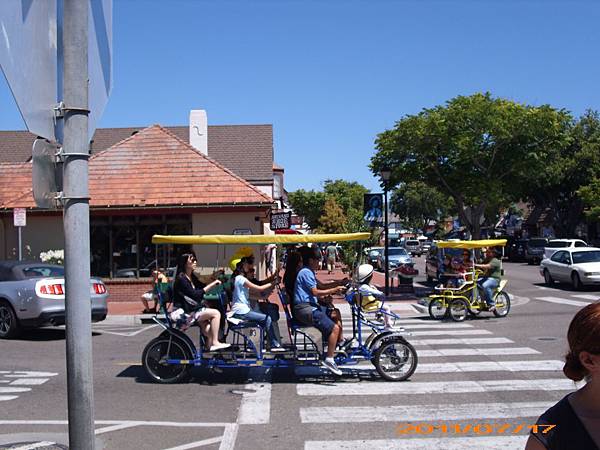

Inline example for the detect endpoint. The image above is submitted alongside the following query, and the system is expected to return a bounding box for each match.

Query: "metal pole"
[62,1,95,448]
[18,227,22,261]
[384,185,389,296]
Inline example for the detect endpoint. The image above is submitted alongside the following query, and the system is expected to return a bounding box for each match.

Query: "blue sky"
[1,0,599,192]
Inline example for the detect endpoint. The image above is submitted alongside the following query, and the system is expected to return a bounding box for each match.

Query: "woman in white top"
[231,257,284,351]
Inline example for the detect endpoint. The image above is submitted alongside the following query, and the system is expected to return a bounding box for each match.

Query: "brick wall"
[105,278,154,303]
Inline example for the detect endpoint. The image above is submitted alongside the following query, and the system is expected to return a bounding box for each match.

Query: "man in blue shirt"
[293,246,347,376]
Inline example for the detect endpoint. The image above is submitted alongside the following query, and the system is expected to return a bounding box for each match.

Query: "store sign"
[270,211,292,230]
[233,228,252,235]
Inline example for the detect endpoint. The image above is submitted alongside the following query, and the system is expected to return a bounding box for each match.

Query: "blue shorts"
[312,306,335,337]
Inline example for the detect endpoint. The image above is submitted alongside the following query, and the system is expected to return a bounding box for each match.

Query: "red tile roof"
[0,124,274,184]
[0,125,273,210]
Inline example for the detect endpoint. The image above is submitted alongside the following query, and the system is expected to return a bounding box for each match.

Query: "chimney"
[189,110,208,155]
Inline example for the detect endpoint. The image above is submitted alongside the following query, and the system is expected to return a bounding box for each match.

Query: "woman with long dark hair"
[172,253,230,351]
[526,302,600,449]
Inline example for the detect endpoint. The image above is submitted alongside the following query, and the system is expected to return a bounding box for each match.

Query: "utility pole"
[63,0,95,448]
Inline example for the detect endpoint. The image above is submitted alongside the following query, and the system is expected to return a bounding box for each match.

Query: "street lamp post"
[380,168,392,296]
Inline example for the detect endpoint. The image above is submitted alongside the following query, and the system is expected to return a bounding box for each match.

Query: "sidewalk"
[105,265,425,321]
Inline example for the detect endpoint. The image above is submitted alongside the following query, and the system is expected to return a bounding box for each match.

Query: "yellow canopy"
[437,239,507,249]
[152,232,371,245]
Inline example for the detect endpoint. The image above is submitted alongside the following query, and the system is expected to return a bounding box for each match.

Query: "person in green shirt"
[475,247,502,311]
[326,243,338,274]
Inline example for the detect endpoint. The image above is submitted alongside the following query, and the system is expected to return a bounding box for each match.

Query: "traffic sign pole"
[62,1,95,448]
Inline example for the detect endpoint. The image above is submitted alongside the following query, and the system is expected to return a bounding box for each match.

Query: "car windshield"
[389,248,408,256]
[21,266,65,278]
[528,239,547,247]
[406,240,419,245]
[546,241,569,248]
[571,251,600,264]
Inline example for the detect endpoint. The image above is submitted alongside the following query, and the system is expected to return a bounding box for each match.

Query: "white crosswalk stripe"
[305,436,528,450]
[571,294,599,301]
[535,296,590,307]
[0,371,57,402]
[297,309,569,448]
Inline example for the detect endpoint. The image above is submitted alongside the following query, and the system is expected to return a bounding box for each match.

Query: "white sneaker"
[322,358,343,376]
[210,342,231,351]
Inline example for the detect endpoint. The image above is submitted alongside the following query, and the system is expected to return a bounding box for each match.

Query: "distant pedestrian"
[140,268,168,314]
[325,243,338,274]
[525,302,600,450]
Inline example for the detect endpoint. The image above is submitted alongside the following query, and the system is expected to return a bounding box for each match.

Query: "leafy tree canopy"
[318,197,347,234]
[371,92,572,237]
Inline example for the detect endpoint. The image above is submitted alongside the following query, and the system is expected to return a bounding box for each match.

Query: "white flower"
[40,249,64,265]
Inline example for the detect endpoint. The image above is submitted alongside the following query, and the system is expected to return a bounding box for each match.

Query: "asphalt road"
[1,260,598,449]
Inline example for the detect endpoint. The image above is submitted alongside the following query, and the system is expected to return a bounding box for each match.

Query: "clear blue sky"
[1,0,599,192]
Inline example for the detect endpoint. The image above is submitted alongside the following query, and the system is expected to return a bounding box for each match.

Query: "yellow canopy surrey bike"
[142,232,418,383]
[427,239,510,322]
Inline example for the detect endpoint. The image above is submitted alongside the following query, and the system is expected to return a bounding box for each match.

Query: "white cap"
[357,264,374,283]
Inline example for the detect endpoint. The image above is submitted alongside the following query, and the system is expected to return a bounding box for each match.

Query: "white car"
[543,239,587,260]
[540,247,600,290]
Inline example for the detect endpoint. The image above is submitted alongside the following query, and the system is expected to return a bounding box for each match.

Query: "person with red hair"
[526,302,600,449]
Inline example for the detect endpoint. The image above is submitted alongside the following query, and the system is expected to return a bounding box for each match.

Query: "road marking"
[411,337,513,346]
[4,371,58,378]
[297,378,575,396]
[237,383,271,425]
[300,401,553,423]
[0,387,32,393]
[163,436,224,450]
[398,323,474,329]
[535,296,590,307]
[305,436,528,450]
[572,294,599,301]
[0,395,19,401]
[417,347,539,357]
[94,422,140,435]
[11,442,58,450]
[219,423,239,450]
[10,378,50,386]
[417,359,564,373]
[411,329,493,336]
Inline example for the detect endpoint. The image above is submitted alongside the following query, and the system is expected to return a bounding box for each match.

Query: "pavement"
[5,258,595,448]
[105,266,426,323]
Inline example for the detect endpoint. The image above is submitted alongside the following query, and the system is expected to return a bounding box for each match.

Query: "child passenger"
[357,264,394,330]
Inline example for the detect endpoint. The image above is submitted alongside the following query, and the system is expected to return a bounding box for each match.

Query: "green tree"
[371,92,571,238]
[578,178,600,221]
[318,197,346,233]
[391,181,454,233]
[287,189,326,230]
[524,110,600,236]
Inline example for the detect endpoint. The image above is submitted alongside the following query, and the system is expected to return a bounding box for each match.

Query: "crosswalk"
[0,371,57,402]
[532,291,598,307]
[296,307,575,449]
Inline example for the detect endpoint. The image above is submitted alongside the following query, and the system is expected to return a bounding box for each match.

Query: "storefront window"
[90,214,191,278]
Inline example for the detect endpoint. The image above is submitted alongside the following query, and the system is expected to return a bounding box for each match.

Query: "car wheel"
[543,269,554,286]
[0,300,20,339]
[572,272,583,291]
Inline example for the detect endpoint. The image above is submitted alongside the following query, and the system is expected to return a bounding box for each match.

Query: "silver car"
[381,247,413,269]
[540,248,600,290]
[0,261,108,338]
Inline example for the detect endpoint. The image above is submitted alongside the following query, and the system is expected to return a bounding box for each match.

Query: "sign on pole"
[0,0,112,142]
[363,193,384,226]
[270,211,292,231]
[13,208,26,227]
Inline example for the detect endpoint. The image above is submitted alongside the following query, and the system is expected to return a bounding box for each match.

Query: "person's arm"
[317,278,348,289]
[175,276,204,309]
[203,279,222,293]
[525,434,547,450]
[310,284,344,298]
[244,278,276,293]
[359,284,385,298]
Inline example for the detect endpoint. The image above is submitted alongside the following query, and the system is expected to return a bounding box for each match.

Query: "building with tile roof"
[0,123,276,278]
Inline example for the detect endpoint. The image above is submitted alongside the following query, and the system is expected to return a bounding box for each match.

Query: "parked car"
[404,239,423,257]
[364,247,384,270]
[543,239,588,261]
[0,261,108,338]
[508,239,529,262]
[540,247,600,290]
[380,247,413,270]
[525,237,548,265]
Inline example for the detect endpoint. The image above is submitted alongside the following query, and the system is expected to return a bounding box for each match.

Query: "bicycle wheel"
[373,336,418,381]
[428,298,447,320]
[142,335,193,384]
[448,298,469,322]
[493,291,511,318]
